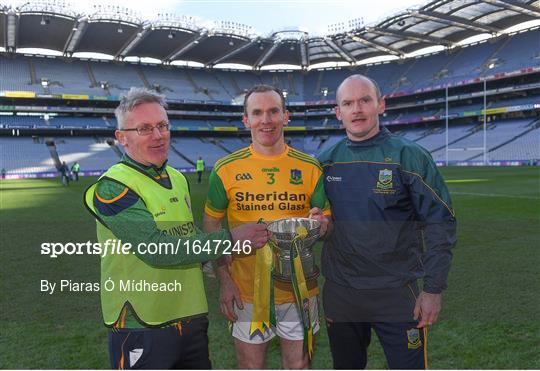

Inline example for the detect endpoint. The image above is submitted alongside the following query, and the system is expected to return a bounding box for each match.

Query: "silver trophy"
[267,217,321,282]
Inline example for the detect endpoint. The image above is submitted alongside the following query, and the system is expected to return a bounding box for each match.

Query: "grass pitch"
[1,166,539,369]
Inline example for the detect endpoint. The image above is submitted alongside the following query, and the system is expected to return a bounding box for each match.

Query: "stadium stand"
[488,126,539,161]
[91,62,143,97]
[0,3,538,175]
[0,55,36,92]
[0,115,45,128]
[0,137,56,173]
[33,57,94,95]
[48,116,109,128]
[172,137,230,166]
[486,30,540,74]
[1,30,537,103]
[54,138,120,171]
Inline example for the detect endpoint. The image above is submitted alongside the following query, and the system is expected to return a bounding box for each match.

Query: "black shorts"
[108,316,211,369]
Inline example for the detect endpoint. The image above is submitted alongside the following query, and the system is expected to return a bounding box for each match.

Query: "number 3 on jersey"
[266,172,275,185]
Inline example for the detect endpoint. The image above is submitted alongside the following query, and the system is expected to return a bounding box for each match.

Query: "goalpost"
[444,82,488,166]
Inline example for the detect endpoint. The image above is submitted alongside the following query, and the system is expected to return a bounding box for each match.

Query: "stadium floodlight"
[89,4,142,24]
[39,15,51,25]
[327,17,363,36]
[154,13,200,33]
[16,0,79,18]
[211,20,254,38]
[273,29,308,42]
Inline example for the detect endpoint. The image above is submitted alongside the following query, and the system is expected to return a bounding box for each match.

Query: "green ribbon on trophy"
[290,231,314,360]
[251,219,314,359]
[250,242,277,335]
[250,220,276,336]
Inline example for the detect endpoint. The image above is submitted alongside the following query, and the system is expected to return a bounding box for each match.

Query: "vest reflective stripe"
[84,163,208,326]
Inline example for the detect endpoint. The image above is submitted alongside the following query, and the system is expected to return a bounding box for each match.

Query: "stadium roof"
[1,0,539,69]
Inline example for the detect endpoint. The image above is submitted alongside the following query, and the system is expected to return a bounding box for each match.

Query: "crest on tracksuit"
[376,169,393,190]
[406,328,422,349]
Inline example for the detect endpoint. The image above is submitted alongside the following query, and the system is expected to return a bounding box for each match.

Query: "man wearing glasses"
[84,87,269,369]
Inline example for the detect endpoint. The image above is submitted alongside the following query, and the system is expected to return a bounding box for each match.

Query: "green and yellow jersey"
[205,145,330,304]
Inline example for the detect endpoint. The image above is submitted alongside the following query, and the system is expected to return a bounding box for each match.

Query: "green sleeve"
[401,145,454,209]
[205,169,229,215]
[94,179,231,267]
[310,172,330,212]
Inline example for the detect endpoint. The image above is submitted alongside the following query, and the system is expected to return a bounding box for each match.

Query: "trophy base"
[273,266,320,283]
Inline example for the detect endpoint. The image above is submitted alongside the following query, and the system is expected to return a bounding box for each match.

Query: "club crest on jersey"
[373,168,396,195]
[376,169,393,190]
[407,328,422,349]
[289,169,303,185]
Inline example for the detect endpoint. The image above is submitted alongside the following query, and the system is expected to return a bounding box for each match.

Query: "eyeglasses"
[120,122,170,136]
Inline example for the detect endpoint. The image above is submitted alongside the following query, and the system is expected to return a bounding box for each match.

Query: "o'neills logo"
[234,191,307,211]
[326,175,342,182]
[261,167,279,173]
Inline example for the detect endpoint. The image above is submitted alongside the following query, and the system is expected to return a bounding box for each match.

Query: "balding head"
[336,74,382,104]
[334,73,385,142]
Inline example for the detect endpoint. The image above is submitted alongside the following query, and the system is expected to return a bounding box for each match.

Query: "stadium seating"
[0,137,56,173]
[1,28,538,102]
[0,28,538,173]
[486,29,540,74]
[0,115,45,127]
[0,55,37,92]
[489,126,539,161]
[171,137,230,166]
[48,116,109,128]
[430,118,538,162]
[1,115,537,174]
[54,138,121,171]
[91,62,143,96]
[33,57,95,95]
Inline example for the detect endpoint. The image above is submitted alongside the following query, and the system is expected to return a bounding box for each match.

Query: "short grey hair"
[115,87,168,129]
